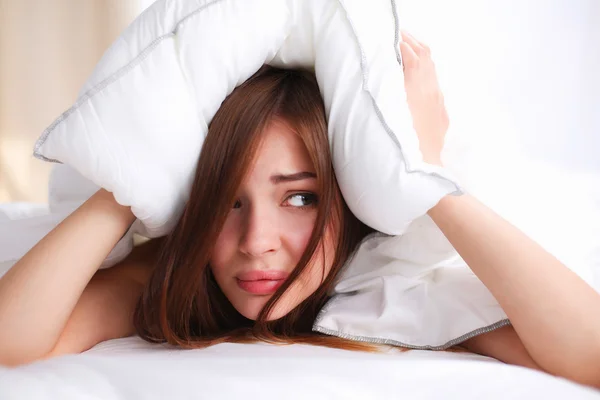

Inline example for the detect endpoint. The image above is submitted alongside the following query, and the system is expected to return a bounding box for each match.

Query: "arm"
[457,325,541,371]
[428,193,600,387]
[0,189,136,366]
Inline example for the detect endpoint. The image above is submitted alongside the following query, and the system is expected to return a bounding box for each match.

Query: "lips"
[236,270,289,295]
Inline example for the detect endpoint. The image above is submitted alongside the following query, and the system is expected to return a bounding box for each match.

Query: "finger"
[401,30,424,55]
[399,41,418,69]
[408,32,431,55]
[401,30,429,57]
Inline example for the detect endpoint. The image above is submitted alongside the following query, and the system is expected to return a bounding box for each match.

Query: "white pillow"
[33,0,462,238]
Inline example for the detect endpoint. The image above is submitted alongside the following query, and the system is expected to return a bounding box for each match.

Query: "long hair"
[133,66,379,351]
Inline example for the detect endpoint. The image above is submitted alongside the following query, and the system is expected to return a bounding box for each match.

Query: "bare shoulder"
[96,237,163,284]
[48,238,163,358]
[460,325,542,371]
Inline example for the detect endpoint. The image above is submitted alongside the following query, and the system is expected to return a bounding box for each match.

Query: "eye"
[232,200,242,209]
[284,193,319,208]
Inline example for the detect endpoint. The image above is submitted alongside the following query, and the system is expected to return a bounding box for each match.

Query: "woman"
[1,31,599,388]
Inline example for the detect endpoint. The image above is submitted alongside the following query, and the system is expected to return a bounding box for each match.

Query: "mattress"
[0,337,598,399]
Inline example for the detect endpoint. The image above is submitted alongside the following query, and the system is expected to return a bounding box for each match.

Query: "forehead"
[247,119,314,180]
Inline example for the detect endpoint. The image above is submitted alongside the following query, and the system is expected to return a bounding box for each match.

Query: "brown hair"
[133,66,379,351]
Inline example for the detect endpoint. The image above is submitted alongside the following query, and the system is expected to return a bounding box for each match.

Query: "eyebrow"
[270,171,317,184]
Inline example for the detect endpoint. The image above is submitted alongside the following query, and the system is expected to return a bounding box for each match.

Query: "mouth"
[236,278,285,295]
[236,270,289,295]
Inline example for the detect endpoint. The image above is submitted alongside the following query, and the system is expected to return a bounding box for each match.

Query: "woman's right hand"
[399,30,449,166]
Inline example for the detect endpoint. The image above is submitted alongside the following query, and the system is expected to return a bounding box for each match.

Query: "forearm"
[0,189,135,365]
[428,194,600,385]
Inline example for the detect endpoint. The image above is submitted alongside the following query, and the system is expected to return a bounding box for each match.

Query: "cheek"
[210,218,239,273]
[273,225,338,315]
[281,215,337,280]
[305,226,337,283]
[283,217,314,259]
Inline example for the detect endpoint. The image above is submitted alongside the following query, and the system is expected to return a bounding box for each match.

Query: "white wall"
[0,0,140,203]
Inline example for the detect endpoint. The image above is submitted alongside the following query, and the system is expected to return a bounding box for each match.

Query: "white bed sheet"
[0,337,598,400]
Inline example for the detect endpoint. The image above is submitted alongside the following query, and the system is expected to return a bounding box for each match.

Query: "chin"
[233,296,293,321]
[232,296,268,321]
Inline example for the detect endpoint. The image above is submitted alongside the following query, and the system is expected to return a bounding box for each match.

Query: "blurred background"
[0,0,153,203]
[0,0,598,204]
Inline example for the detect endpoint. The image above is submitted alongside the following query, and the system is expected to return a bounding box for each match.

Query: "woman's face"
[210,119,336,321]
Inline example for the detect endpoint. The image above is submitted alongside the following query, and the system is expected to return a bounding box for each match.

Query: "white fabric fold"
[314,216,509,349]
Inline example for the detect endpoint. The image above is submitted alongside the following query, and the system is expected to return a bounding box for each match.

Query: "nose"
[238,203,282,258]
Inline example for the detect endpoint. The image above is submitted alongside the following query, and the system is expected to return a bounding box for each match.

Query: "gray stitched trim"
[32,0,227,162]
[313,318,511,350]
[391,0,403,66]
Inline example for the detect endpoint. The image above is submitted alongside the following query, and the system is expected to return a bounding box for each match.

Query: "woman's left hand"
[400,31,448,166]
